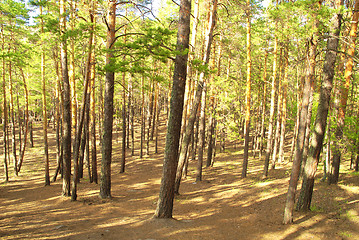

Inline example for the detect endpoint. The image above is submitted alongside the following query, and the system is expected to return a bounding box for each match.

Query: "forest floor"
[0,120,359,240]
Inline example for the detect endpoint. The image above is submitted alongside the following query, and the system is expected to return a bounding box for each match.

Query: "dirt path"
[0,122,358,239]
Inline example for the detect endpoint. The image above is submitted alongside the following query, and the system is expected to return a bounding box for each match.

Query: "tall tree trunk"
[297,3,342,209]
[154,0,191,218]
[140,76,145,158]
[120,71,126,173]
[100,0,116,199]
[120,17,127,173]
[278,45,288,164]
[175,0,217,190]
[9,61,17,177]
[259,51,268,160]
[329,0,358,184]
[69,0,77,134]
[195,0,217,182]
[146,83,154,155]
[52,54,63,182]
[263,37,278,178]
[196,84,207,182]
[283,32,317,224]
[2,25,8,182]
[41,6,50,186]
[271,63,282,169]
[17,68,29,173]
[71,16,93,200]
[242,0,251,178]
[60,0,72,197]
[206,97,215,167]
[90,15,98,183]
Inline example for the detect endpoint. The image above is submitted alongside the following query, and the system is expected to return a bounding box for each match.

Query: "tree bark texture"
[283,34,317,224]
[328,0,358,184]
[154,0,191,218]
[242,1,251,178]
[100,0,116,199]
[60,0,72,197]
[297,7,342,208]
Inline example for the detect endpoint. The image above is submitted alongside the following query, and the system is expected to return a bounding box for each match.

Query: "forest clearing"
[0,122,358,240]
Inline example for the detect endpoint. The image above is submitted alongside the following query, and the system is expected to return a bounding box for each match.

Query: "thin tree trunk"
[41,6,50,186]
[52,48,63,182]
[120,71,126,173]
[263,37,278,178]
[242,0,251,178]
[140,76,145,158]
[278,45,288,164]
[271,72,282,169]
[17,68,29,173]
[195,0,217,182]
[175,83,202,194]
[206,97,215,167]
[196,84,207,182]
[90,19,97,183]
[71,19,93,201]
[2,25,8,182]
[9,61,17,177]
[259,51,268,160]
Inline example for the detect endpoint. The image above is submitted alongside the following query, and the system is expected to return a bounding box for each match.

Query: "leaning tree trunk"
[154,0,191,218]
[297,4,342,209]
[283,32,318,224]
[176,0,217,189]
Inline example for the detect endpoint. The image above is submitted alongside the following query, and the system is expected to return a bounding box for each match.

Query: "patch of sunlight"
[339,231,353,238]
[279,215,327,239]
[213,189,241,200]
[97,216,140,228]
[186,196,206,203]
[129,182,150,190]
[344,209,358,220]
[254,181,271,187]
[166,225,213,237]
[339,184,359,194]
[348,199,359,204]
[241,191,283,208]
[46,195,62,201]
[187,209,217,219]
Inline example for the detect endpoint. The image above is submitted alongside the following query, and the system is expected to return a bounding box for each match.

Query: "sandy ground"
[0,121,359,240]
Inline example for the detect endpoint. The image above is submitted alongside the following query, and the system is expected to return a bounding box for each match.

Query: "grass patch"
[339,231,352,238]
[310,204,324,213]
